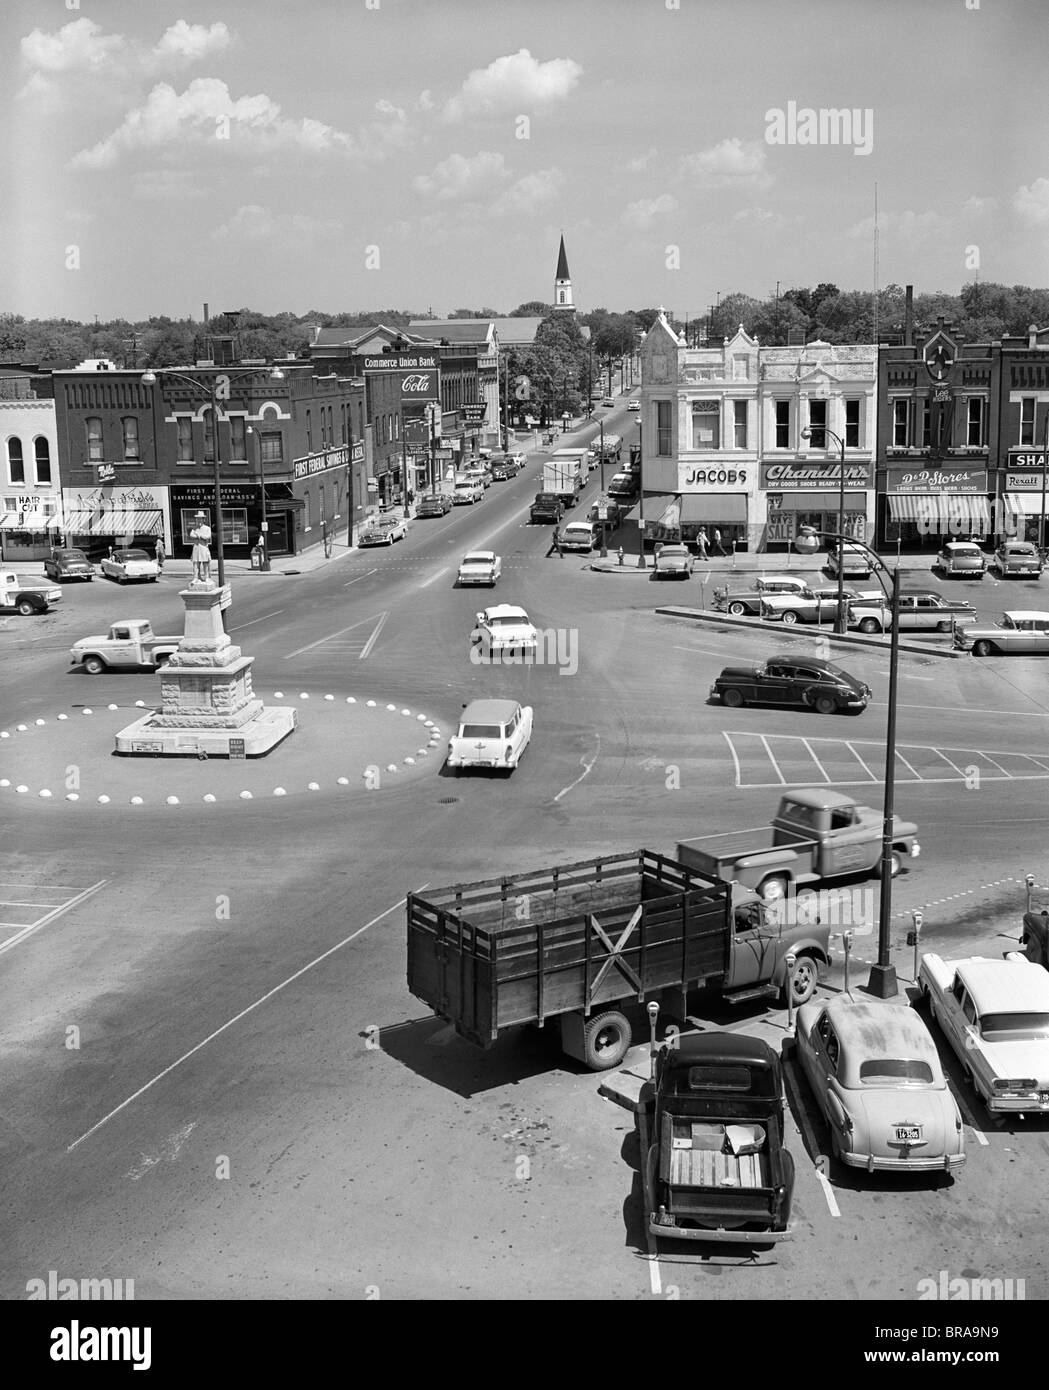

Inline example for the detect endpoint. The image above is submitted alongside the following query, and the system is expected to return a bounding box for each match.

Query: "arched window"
[34,437,52,483]
[8,437,25,483]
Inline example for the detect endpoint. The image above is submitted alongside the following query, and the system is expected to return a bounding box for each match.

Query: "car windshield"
[980,1012,1049,1041]
[459,723,503,739]
[462,555,491,565]
[122,550,150,560]
[489,616,527,628]
[63,550,88,560]
[859,1059,935,1087]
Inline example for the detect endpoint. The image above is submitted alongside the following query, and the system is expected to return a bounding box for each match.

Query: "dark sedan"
[710,656,871,715]
[43,547,94,581]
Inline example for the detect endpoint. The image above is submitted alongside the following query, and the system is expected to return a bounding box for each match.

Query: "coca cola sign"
[400,371,435,396]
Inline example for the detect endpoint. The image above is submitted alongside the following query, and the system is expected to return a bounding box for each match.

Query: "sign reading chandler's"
[362,353,438,372]
[292,445,350,480]
[760,460,873,489]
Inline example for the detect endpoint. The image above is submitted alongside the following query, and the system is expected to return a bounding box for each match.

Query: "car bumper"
[649,1214,792,1243]
[840,1148,966,1172]
[985,1093,1049,1113]
[457,575,496,584]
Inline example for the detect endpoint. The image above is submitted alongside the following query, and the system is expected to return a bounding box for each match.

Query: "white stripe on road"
[358,610,388,660]
[418,566,449,589]
[672,644,738,659]
[67,889,424,1152]
[722,731,745,789]
[230,609,285,632]
[0,880,107,958]
[647,1249,662,1296]
[283,611,387,660]
[343,568,379,588]
[844,742,879,781]
[553,736,600,803]
[801,739,832,783]
[931,748,970,777]
[893,748,922,778]
[816,1170,841,1217]
[877,670,935,681]
[759,735,786,784]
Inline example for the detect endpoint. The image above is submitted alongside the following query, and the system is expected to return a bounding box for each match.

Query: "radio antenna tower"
[872,183,879,346]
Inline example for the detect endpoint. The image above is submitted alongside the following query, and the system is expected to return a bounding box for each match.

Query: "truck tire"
[83,655,106,675]
[874,850,902,879]
[16,599,36,616]
[727,600,747,617]
[858,616,881,634]
[582,1011,632,1070]
[972,639,993,657]
[814,694,838,716]
[783,954,819,1006]
[780,610,800,625]
[759,875,788,904]
[154,652,172,669]
[722,687,746,709]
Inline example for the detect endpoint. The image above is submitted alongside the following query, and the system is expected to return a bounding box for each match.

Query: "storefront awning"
[622,493,677,524]
[888,494,990,527]
[0,513,61,530]
[1005,492,1048,517]
[771,491,868,512]
[680,493,748,523]
[62,509,163,536]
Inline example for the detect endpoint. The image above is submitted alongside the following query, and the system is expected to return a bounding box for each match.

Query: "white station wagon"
[470,604,538,658]
[457,551,501,586]
[446,698,534,773]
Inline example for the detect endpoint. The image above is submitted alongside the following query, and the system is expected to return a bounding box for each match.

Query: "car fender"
[771,934,829,987]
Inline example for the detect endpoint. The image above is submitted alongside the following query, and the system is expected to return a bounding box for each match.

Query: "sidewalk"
[589,551,938,577]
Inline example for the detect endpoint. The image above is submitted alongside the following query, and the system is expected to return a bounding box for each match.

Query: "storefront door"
[267,514,289,555]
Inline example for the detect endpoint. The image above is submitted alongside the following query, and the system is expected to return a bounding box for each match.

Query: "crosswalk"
[284,612,388,661]
[724,730,1049,789]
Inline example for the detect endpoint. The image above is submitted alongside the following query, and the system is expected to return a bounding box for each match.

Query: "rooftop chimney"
[904,286,913,346]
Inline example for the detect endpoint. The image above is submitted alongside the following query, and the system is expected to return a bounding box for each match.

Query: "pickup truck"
[0,570,62,615]
[406,850,830,1072]
[70,619,181,674]
[676,789,920,903]
[643,1033,795,1244]
[530,491,565,523]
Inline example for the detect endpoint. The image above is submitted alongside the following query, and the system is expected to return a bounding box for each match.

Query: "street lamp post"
[801,423,848,634]
[795,526,899,999]
[1040,411,1049,556]
[245,425,271,571]
[636,411,646,568]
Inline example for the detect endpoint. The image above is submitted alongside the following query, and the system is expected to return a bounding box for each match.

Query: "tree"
[449,307,501,319]
[509,300,553,317]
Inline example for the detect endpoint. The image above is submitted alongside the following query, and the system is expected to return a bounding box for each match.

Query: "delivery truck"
[553,446,592,482]
[542,457,582,506]
[406,850,829,1070]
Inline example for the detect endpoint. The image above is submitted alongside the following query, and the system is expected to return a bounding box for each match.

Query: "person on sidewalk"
[713,527,728,557]
[547,526,563,558]
[154,537,165,574]
[696,528,709,561]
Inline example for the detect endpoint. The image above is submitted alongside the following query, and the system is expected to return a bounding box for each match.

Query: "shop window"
[34,437,52,483]
[966,398,983,446]
[892,399,909,447]
[86,417,103,462]
[260,432,283,463]
[808,399,827,449]
[1020,397,1035,447]
[222,507,248,547]
[691,402,719,450]
[203,411,216,462]
[845,399,860,448]
[8,437,25,484]
[656,401,672,456]
[121,417,140,461]
[733,400,747,449]
[229,416,246,461]
[177,417,194,461]
[775,400,790,448]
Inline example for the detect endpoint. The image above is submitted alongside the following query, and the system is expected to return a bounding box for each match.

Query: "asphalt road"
[2,404,1048,1301]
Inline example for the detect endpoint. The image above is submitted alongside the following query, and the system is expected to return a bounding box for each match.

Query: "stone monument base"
[114,705,297,758]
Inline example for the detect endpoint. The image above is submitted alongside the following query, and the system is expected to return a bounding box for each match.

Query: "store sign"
[887,467,987,494]
[171,483,258,506]
[95,463,117,483]
[292,445,350,480]
[1008,458,1047,479]
[362,354,438,372]
[400,371,436,397]
[461,403,487,423]
[680,466,749,487]
[350,440,365,464]
[761,460,872,489]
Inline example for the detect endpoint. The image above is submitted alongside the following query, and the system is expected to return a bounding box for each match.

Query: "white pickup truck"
[70,619,181,674]
[0,570,62,615]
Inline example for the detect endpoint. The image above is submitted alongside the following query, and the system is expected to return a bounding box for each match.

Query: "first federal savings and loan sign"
[293,445,351,480]
[362,353,438,371]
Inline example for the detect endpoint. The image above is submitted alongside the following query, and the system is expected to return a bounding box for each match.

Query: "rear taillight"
[504,745,512,761]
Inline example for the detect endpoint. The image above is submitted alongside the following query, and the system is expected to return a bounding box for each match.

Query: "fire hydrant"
[617,546,624,566]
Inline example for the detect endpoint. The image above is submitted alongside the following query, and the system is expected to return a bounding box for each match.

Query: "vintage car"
[456,551,501,587]
[601,397,615,408]
[654,543,695,578]
[415,493,452,517]
[99,548,159,583]
[446,697,533,773]
[489,457,518,481]
[713,575,812,617]
[825,541,873,579]
[559,521,598,552]
[43,547,94,581]
[470,604,539,659]
[460,461,491,489]
[953,610,1049,656]
[710,656,871,715]
[529,492,565,523]
[795,997,965,1174]
[627,399,641,411]
[760,583,883,625]
[920,954,1049,1114]
[606,471,638,499]
[934,541,987,577]
[359,516,408,546]
[452,478,484,505]
[644,1033,795,1244]
[992,540,1044,577]
[846,590,977,634]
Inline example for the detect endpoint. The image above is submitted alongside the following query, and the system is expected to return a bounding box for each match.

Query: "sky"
[4,0,1048,322]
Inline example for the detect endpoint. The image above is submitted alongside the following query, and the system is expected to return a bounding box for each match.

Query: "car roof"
[1001,540,1037,549]
[821,999,940,1061]
[769,656,837,672]
[460,698,521,723]
[943,540,981,549]
[667,1032,777,1066]
[462,551,496,561]
[953,958,1049,1013]
[481,604,529,620]
[782,787,860,810]
[1002,610,1049,621]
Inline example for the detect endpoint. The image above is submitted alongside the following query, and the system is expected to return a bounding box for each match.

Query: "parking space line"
[229,609,285,632]
[844,743,879,781]
[722,731,745,788]
[894,748,922,779]
[801,739,832,783]
[342,569,379,588]
[358,610,388,660]
[974,751,1013,776]
[759,735,786,784]
[816,1170,841,1217]
[930,748,970,777]
[0,880,107,958]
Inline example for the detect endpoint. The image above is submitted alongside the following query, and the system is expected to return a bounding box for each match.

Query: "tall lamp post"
[800,423,848,634]
[141,365,284,600]
[636,410,646,568]
[795,525,900,999]
[244,425,271,571]
[1039,410,1049,555]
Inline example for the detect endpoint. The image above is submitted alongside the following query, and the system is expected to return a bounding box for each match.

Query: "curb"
[653,606,968,659]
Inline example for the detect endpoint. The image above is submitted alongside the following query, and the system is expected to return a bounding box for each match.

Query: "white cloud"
[679,138,772,190]
[621,194,678,230]
[133,168,208,201]
[1013,178,1049,227]
[732,206,784,228]
[212,205,341,242]
[68,79,365,169]
[151,21,232,66]
[625,148,659,174]
[444,49,582,121]
[413,151,507,200]
[845,209,945,241]
[491,169,564,217]
[21,18,125,73]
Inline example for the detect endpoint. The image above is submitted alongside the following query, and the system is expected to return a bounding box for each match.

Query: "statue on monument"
[189,510,213,585]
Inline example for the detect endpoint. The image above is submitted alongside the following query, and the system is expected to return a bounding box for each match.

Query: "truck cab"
[70,619,180,673]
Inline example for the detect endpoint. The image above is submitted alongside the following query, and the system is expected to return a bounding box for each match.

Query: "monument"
[115,513,297,757]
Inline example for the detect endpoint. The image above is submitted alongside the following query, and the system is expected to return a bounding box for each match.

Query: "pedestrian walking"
[713,527,728,557]
[405,489,414,516]
[547,525,563,558]
[696,527,709,561]
[154,537,165,574]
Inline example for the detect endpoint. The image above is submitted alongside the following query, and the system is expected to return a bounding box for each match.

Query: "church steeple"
[553,234,575,314]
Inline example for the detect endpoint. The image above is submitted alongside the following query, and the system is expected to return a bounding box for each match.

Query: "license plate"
[894,1125,922,1144]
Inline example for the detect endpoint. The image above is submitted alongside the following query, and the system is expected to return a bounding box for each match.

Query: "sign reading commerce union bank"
[362,353,438,372]
[760,460,873,489]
